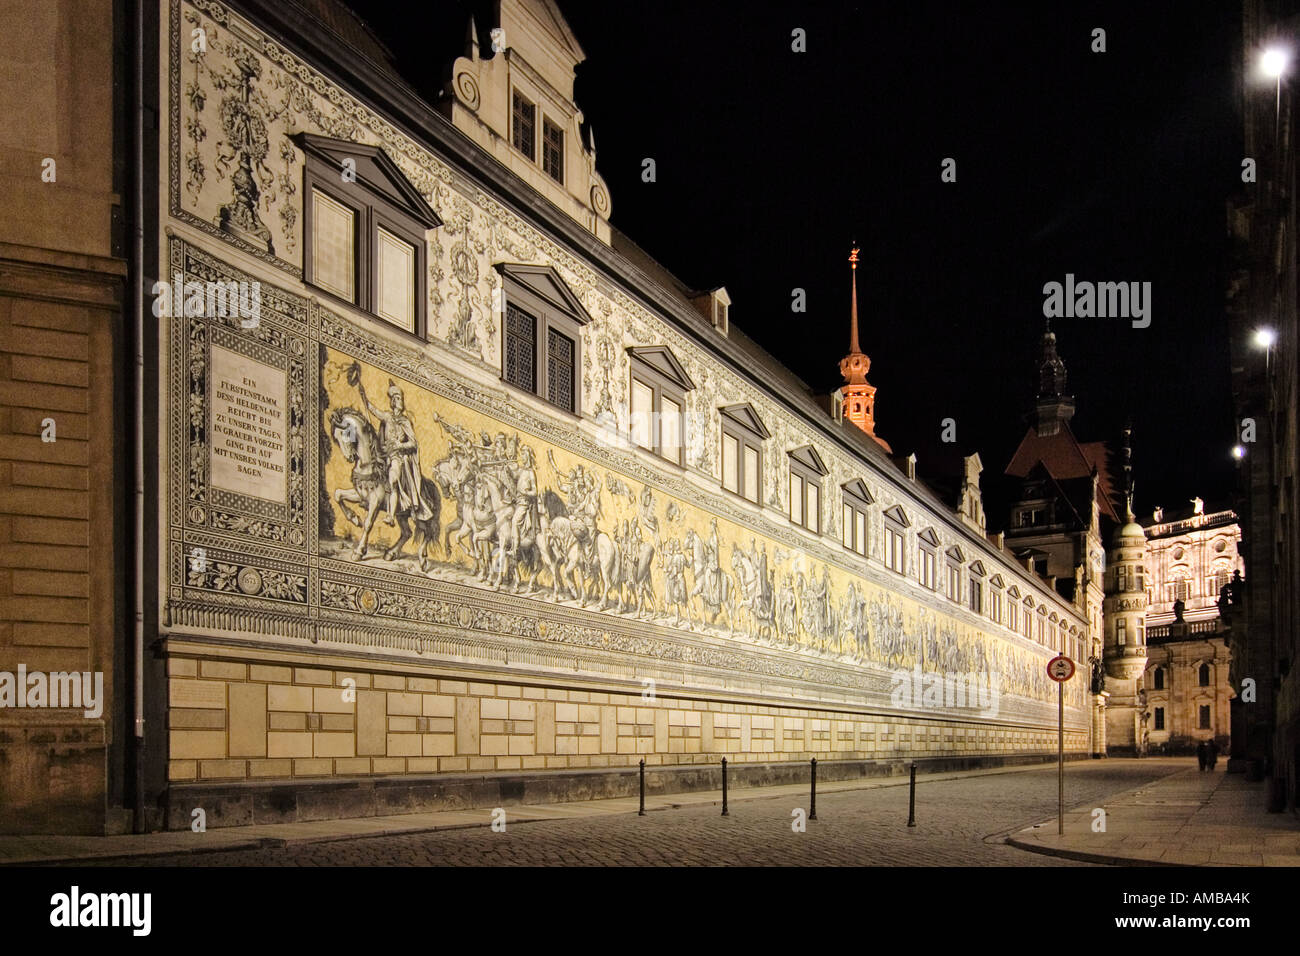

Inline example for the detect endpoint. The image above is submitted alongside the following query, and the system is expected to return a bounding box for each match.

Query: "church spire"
[848,245,861,355]
[1033,321,1076,436]
[839,245,890,451]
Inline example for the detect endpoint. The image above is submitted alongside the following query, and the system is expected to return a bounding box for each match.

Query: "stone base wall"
[163,638,1090,828]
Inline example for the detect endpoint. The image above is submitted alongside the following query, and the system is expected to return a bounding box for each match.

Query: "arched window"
[1199,663,1211,687]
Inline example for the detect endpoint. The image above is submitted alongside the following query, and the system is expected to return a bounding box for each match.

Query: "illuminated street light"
[1232,445,1246,460]
[1263,47,1289,78]
[1254,327,1277,348]
[1263,47,1289,133]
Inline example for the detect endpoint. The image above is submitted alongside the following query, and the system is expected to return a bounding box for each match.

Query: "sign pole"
[1046,654,1074,836]
[1058,677,1064,835]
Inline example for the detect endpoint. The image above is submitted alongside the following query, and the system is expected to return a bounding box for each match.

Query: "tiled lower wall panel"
[166,653,1089,782]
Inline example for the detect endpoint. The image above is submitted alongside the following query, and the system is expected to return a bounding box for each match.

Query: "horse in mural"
[684,528,733,630]
[329,407,441,571]
[731,545,774,640]
[536,497,620,610]
[615,520,657,618]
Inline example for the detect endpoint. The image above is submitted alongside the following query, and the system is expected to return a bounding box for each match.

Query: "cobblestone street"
[80,762,1187,866]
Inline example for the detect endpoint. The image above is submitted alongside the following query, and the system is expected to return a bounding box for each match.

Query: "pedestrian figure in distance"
[1207,739,1219,771]
[1196,740,1208,772]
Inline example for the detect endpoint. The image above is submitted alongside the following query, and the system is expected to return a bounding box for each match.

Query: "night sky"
[352,0,1245,526]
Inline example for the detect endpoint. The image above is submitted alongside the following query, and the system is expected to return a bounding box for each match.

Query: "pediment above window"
[843,479,874,505]
[495,263,591,324]
[946,545,965,563]
[883,504,910,527]
[291,133,441,228]
[720,403,769,439]
[788,445,827,476]
[989,574,1004,588]
[628,346,694,390]
[917,527,939,547]
[1007,585,1021,599]
[969,560,986,577]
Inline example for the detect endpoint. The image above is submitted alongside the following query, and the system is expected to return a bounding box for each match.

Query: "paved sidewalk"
[2,762,1083,866]
[1007,766,1300,866]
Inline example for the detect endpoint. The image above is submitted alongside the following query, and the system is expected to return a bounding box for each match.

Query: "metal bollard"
[809,757,818,821]
[907,763,917,827]
[721,757,729,816]
[638,758,646,816]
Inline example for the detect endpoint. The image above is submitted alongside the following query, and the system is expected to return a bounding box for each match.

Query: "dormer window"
[512,89,536,161]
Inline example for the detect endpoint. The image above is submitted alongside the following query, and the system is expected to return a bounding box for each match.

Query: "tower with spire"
[839,246,890,451]
[1102,422,1150,756]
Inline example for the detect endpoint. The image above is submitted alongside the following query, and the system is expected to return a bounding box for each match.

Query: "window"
[311,189,356,301]
[628,347,693,465]
[1154,707,1165,731]
[720,404,767,504]
[968,577,982,614]
[497,264,590,415]
[788,446,827,534]
[841,481,873,556]
[882,506,909,575]
[1022,602,1033,641]
[1137,620,1145,645]
[990,587,1002,624]
[512,89,536,160]
[945,548,962,603]
[1199,705,1211,730]
[542,117,564,183]
[885,523,905,573]
[1174,576,1190,602]
[1153,667,1164,690]
[296,134,439,336]
[1008,599,1018,634]
[1199,663,1211,687]
[1117,617,1127,646]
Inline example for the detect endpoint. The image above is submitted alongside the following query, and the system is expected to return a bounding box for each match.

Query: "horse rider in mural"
[549,450,601,562]
[638,485,662,568]
[508,444,538,555]
[357,379,437,527]
[706,517,722,593]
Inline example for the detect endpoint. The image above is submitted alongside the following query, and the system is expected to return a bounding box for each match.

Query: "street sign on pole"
[1047,655,1074,834]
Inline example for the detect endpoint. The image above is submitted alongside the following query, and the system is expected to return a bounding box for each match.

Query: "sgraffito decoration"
[164,0,1088,725]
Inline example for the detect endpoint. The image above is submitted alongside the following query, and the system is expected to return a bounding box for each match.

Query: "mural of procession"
[320,349,1055,703]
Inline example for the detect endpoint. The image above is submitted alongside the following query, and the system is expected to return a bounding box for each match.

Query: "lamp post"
[1263,47,1289,136]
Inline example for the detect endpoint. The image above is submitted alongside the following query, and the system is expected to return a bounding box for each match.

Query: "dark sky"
[352,0,1245,525]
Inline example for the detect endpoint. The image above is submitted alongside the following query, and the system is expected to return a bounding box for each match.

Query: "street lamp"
[1232,445,1246,460]
[1263,46,1290,133]
[1255,326,1277,371]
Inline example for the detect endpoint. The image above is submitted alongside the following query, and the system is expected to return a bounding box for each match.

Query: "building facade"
[1,0,1100,834]
[0,1,128,834]
[1140,502,1241,755]
[141,0,1099,829]
[1226,0,1300,813]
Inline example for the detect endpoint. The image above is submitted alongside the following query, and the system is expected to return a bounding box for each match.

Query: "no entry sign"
[1047,655,1075,682]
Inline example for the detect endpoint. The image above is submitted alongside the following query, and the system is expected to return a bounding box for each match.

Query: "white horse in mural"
[329,407,440,571]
